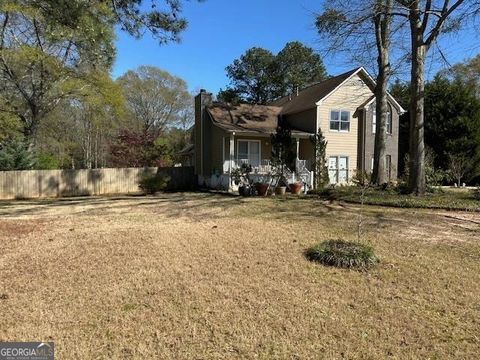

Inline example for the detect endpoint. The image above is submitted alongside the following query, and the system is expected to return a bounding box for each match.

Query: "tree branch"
[421,0,432,34]
[424,0,465,47]
[0,12,9,49]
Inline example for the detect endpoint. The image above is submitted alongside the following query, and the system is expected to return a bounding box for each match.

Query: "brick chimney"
[194,89,212,176]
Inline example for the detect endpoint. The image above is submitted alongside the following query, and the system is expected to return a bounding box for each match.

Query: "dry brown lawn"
[0,193,479,359]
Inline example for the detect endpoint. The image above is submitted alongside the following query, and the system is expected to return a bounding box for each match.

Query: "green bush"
[307,187,335,198]
[0,139,34,170]
[35,152,60,170]
[138,174,170,194]
[472,187,480,200]
[305,240,379,270]
[395,182,410,195]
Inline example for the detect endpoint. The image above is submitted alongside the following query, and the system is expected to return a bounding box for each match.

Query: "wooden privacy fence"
[0,167,159,200]
[158,166,196,191]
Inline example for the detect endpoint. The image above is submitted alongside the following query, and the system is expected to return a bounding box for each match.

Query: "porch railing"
[226,159,273,174]
[225,158,314,190]
[296,159,313,189]
[227,159,311,178]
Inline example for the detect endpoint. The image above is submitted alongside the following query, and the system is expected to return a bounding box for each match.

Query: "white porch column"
[222,136,225,173]
[295,137,300,172]
[229,132,235,175]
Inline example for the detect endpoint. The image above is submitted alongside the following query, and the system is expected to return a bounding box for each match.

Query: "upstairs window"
[372,104,393,134]
[330,110,350,132]
[386,104,393,134]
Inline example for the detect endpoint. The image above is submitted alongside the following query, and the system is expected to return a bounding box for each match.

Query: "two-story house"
[194,67,405,190]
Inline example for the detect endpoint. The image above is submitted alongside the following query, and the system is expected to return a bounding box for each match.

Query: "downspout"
[222,136,225,174]
[200,110,203,176]
[363,108,367,174]
[314,104,321,188]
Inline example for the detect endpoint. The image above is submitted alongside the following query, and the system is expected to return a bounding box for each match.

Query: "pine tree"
[0,140,35,170]
[310,128,329,189]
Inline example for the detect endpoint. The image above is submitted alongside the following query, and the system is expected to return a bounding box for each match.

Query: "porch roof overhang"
[219,126,314,139]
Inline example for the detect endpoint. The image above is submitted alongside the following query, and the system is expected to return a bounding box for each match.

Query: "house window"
[386,104,393,134]
[237,140,260,167]
[328,156,349,184]
[372,104,393,134]
[372,109,376,134]
[330,110,350,132]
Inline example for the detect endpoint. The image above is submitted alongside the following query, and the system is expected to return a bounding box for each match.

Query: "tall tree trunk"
[25,108,39,150]
[84,118,92,169]
[408,4,426,195]
[372,0,392,185]
[372,71,389,185]
[94,127,99,169]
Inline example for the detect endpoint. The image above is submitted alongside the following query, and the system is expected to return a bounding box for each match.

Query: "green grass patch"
[305,240,379,270]
[310,187,480,211]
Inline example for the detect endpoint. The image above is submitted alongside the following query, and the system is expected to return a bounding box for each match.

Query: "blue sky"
[112,0,479,94]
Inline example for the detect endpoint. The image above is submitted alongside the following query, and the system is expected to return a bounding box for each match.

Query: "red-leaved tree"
[109,130,168,167]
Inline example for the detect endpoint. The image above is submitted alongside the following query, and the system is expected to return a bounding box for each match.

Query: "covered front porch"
[220,130,315,190]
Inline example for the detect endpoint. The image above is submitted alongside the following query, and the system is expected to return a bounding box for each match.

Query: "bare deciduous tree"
[372,0,394,185]
[448,154,472,186]
[316,0,402,185]
[393,0,478,195]
[118,66,192,138]
[317,0,479,194]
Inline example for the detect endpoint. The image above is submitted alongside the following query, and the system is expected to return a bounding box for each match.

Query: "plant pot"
[255,183,269,196]
[275,186,287,196]
[238,185,251,197]
[289,182,303,195]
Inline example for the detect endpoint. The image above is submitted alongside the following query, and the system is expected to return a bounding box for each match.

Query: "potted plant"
[271,118,296,196]
[275,185,287,195]
[231,164,253,196]
[254,174,271,196]
[270,164,287,196]
[254,182,269,196]
[289,181,303,195]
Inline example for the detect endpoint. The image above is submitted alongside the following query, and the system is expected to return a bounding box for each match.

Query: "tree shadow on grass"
[0,192,244,219]
[0,192,412,231]
[0,194,149,218]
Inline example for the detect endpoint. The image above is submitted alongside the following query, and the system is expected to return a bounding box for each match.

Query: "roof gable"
[269,68,361,115]
[270,67,405,115]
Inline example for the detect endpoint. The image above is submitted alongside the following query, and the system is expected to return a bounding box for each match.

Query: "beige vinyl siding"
[317,73,374,181]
